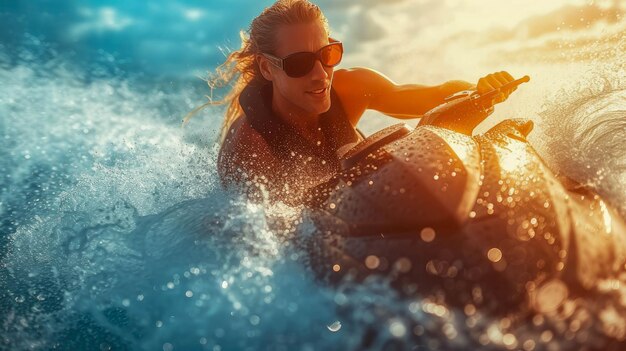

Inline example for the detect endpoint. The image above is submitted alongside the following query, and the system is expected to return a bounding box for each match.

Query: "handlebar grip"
[475,75,530,103]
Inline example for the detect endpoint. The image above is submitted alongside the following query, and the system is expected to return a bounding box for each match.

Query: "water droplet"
[443,322,457,339]
[522,339,535,351]
[420,227,436,242]
[365,255,380,269]
[389,320,406,337]
[334,293,348,305]
[533,279,568,313]
[487,248,502,262]
[332,264,341,272]
[327,321,342,332]
[221,281,229,289]
[502,333,517,348]
[540,330,553,343]
[394,257,412,273]
[185,290,193,298]
[464,304,476,316]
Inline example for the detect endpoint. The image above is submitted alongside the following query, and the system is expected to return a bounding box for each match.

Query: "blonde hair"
[183,0,330,142]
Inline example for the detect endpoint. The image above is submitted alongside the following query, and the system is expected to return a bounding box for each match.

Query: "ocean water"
[2,1,626,350]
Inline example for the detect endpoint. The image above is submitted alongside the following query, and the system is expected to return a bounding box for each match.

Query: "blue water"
[3,1,626,350]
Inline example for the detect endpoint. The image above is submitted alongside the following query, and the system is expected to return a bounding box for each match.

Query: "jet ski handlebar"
[419,75,531,135]
[472,75,530,106]
[338,76,531,170]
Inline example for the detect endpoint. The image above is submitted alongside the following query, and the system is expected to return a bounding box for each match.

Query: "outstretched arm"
[332,67,516,126]
[369,79,476,119]
[333,67,473,123]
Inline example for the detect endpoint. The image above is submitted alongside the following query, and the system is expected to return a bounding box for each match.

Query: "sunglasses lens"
[281,43,344,78]
[320,43,343,67]
[283,53,316,78]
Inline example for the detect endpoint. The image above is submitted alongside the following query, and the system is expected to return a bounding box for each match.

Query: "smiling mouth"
[307,87,327,95]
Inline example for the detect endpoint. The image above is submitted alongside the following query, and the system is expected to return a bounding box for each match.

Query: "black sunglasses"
[262,41,343,78]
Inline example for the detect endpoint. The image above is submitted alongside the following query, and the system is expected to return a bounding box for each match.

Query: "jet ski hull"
[305,119,626,312]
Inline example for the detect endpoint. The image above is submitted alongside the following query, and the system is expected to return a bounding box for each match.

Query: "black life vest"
[238,82,361,175]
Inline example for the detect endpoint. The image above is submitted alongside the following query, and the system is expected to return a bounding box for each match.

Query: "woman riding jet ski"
[303,76,626,314]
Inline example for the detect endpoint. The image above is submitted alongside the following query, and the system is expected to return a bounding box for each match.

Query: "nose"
[309,59,329,80]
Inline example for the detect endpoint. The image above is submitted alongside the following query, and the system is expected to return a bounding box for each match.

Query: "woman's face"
[262,20,333,117]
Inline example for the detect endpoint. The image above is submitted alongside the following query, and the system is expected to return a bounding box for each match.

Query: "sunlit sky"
[328,0,624,73]
[318,0,625,134]
[3,0,623,134]
[3,0,623,80]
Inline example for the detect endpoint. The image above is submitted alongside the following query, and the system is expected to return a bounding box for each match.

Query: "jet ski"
[303,76,626,313]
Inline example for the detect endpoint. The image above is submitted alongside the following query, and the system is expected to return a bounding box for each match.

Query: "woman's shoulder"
[332,68,383,126]
[333,67,395,93]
